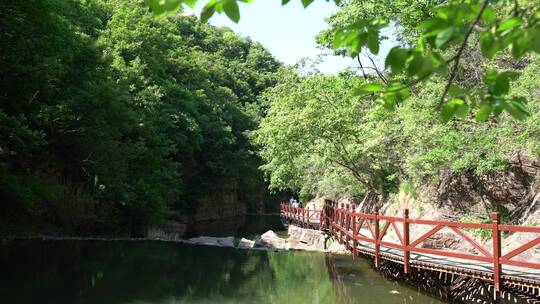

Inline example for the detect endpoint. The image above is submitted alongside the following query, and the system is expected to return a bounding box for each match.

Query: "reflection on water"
[0,241,445,304]
[184,215,287,239]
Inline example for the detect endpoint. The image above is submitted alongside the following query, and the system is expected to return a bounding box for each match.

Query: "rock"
[238,237,255,249]
[187,236,235,247]
[255,230,287,250]
[287,226,326,251]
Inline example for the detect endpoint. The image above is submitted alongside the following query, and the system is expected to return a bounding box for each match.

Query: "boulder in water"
[187,236,234,247]
[238,237,255,249]
[254,230,287,250]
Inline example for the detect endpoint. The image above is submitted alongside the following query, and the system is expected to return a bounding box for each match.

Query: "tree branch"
[367,55,388,84]
[356,54,368,80]
[438,0,490,108]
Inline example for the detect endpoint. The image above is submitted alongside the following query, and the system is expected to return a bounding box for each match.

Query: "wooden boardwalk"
[280,203,540,297]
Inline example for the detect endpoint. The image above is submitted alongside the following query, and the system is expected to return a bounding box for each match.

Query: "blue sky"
[185,0,393,74]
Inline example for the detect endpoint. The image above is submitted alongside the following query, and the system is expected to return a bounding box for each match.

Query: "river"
[0,239,447,303]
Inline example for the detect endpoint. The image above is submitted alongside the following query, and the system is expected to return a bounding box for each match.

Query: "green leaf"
[163,0,182,11]
[367,32,379,54]
[531,29,540,53]
[493,100,504,116]
[441,99,467,122]
[385,47,408,73]
[435,27,454,48]
[448,85,465,97]
[480,31,498,59]
[223,0,240,23]
[145,0,166,15]
[476,103,492,122]
[503,98,530,120]
[183,0,197,8]
[494,74,510,96]
[455,101,469,119]
[301,0,315,8]
[441,101,456,123]
[497,17,523,33]
[418,18,447,34]
[493,71,519,96]
[428,52,447,76]
[354,83,384,95]
[332,31,345,49]
[511,35,529,59]
[382,96,397,110]
[483,70,497,93]
[201,3,216,22]
[481,6,496,23]
[281,0,292,4]
[407,53,424,77]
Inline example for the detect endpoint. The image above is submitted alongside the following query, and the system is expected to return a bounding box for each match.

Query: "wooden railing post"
[352,204,357,260]
[403,208,410,274]
[325,203,330,230]
[326,202,330,230]
[374,206,381,268]
[319,207,323,230]
[492,212,501,298]
[288,205,291,220]
[346,204,351,250]
[337,203,341,243]
[287,205,290,220]
[340,203,344,244]
[336,202,340,240]
[332,202,337,238]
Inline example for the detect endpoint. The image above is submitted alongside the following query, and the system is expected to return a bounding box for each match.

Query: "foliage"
[250,0,540,209]
[157,0,540,123]
[256,53,540,204]
[145,0,341,22]
[0,0,280,235]
[255,72,400,200]
[323,0,540,122]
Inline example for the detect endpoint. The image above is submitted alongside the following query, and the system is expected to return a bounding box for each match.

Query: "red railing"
[280,202,540,294]
[280,203,323,226]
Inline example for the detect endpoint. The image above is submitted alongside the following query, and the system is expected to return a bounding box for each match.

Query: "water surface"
[0,240,446,304]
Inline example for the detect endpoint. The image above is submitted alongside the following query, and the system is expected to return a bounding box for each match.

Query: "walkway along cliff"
[280,202,540,302]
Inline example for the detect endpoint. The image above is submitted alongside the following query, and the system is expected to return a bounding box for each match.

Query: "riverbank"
[3,225,349,254]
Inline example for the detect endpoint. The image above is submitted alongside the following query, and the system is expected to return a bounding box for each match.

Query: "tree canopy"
[0,0,281,235]
[254,0,540,210]
[2,0,540,235]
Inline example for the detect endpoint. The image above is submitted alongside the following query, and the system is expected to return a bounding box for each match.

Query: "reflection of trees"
[0,241,272,304]
[323,254,446,304]
[263,251,336,304]
[0,241,336,304]
[325,254,355,304]
[0,241,444,304]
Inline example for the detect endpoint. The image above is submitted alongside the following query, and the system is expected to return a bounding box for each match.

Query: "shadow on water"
[0,240,446,304]
[184,215,287,239]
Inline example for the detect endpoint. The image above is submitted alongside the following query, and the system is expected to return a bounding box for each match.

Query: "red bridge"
[280,202,540,299]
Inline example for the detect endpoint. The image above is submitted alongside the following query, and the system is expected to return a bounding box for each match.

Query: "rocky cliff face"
[192,179,247,222]
[365,155,540,263]
[432,150,540,225]
[330,153,540,264]
[147,180,247,239]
